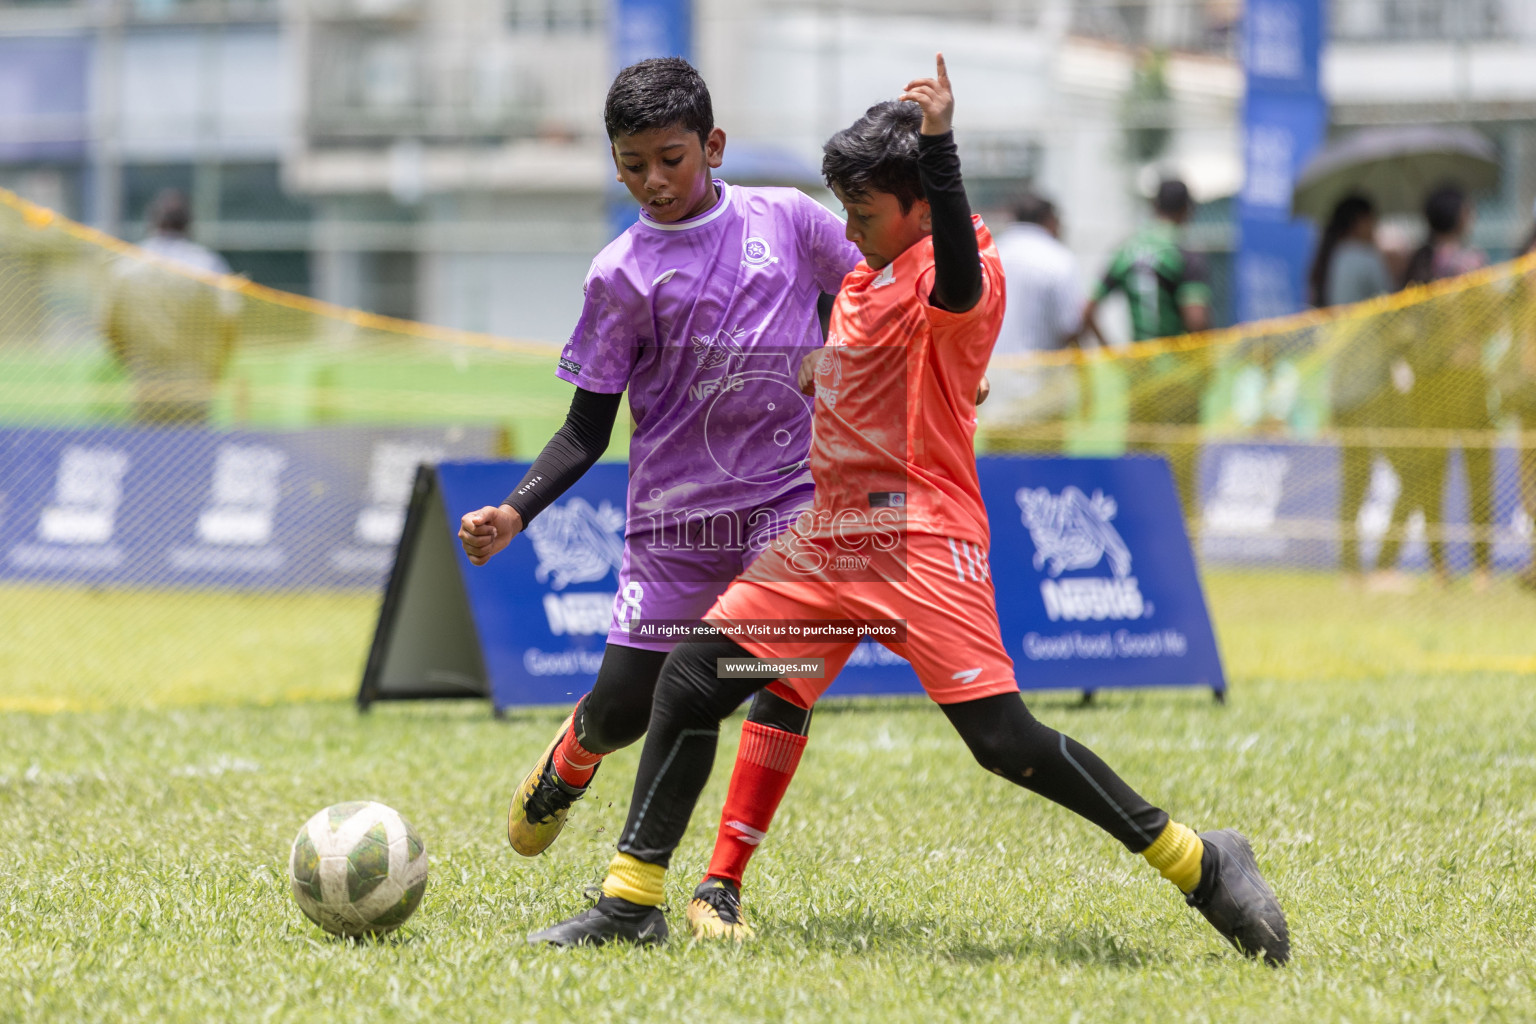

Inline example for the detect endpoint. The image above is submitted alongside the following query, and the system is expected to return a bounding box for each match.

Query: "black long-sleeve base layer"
[502,386,623,526]
[918,129,982,314]
[615,632,1170,868]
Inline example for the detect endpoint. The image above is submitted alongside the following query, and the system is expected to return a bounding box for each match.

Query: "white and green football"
[288,801,428,938]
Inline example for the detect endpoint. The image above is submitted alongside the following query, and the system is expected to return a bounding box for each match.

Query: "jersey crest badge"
[742,236,777,268]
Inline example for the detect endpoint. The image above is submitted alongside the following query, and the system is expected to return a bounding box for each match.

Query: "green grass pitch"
[5,669,1536,1022]
[3,572,1535,1020]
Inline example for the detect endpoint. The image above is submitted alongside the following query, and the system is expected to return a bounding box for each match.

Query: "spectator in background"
[103,189,240,425]
[1310,194,1391,309]
[1378,184,1493,589]
[1083,179,1211,521]
[981,193,1096,451]
[1309,194,1412,587]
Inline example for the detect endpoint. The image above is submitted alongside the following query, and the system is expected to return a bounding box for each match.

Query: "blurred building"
[1327,0,1536,260]
[0,0,1532,342]
[0,0,306,292]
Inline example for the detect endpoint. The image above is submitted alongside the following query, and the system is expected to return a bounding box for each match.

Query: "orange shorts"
[706,532,1018,708]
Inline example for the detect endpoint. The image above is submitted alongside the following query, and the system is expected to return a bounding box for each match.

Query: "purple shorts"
[606,487,811,651]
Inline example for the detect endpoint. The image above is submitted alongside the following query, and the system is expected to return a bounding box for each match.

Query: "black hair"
[1308,193,1374,308]
[1424,184,1466,235]
[149,188,191,234]
[1154,179,1193,218]
[821,100,925,213]
[603,57,713,145]
[1014,193,1057,226]
[1404,184,1468,286]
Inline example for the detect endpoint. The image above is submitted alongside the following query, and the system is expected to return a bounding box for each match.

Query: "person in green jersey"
[1083,179,1211,521]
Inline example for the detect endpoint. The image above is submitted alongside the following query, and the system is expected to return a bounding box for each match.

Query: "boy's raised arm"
[902,53,981,314]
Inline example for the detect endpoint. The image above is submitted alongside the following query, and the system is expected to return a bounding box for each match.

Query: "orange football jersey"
[803,216,1006,548]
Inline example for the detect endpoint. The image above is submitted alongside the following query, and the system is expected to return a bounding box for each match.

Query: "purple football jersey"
[558,182,859,537]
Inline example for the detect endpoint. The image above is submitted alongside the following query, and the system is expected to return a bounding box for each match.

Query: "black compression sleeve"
[918,130,981,313]
[616,633,768,867]
[572,644,671,753]
[940,693,1169,853]
[502,386,622,524]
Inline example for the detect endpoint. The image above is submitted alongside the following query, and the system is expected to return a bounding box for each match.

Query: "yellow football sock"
[1142,821,1204,894]
[601,852,666,907]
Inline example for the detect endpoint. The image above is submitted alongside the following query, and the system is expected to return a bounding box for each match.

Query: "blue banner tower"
[1236,0,1328,322]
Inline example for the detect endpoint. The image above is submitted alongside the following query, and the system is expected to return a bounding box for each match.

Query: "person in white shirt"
[980,194,1096,451]
[103,189,241,425]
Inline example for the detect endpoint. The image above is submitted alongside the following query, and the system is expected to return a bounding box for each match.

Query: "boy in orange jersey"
[528,56,1290,966]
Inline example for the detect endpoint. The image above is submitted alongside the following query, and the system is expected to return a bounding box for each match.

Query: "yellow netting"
[2,184,1532,711]
[0,187,574,711]
[981,249,1536,679]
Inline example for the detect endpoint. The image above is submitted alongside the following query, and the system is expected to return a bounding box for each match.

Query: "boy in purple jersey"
[457,58,861,931]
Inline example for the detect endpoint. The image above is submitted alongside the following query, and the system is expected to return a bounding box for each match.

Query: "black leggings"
[616,633,1168,868]
[571,643,811,756]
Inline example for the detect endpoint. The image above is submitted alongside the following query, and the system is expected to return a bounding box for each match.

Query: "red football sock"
[551,723,601,788]
[703,720,808,886]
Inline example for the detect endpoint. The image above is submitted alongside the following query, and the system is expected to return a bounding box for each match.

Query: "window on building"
[217,162,311,223]
[121,162,195,227]
[1332,0,1508,42]
[125,0,279,16]
[505,0,603,34]
[358,251,417,321]
[225,251,312,296]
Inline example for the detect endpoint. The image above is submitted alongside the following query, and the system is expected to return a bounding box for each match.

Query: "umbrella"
[1290,125,1499,220]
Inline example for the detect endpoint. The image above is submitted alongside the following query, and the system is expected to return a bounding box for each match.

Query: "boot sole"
[507,715,573,856]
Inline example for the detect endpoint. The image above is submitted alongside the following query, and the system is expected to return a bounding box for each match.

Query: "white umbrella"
[1290,125,1499,220]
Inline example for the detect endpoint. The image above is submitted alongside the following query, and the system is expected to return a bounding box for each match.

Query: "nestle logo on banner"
[542,593,615,636]
[38,446,129,546]
[526,496,624,635]
[1201,448,1291,561]
[11,445,130,572]
[1017,486,1147,622]
[527,497,623,590]
[355,442,443,546]
[196,445,286,546]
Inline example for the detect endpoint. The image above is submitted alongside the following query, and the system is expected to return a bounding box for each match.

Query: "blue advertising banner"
[1243,0,1323,95]
[612,0,691,70]
[1198,441,1533,573]
[0,426,495,591]
[987,456,1226,697]
[428,455,1225,710]
[1237,0,1328,323]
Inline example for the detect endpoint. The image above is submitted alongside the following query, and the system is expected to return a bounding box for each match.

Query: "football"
[288,801,429,938]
